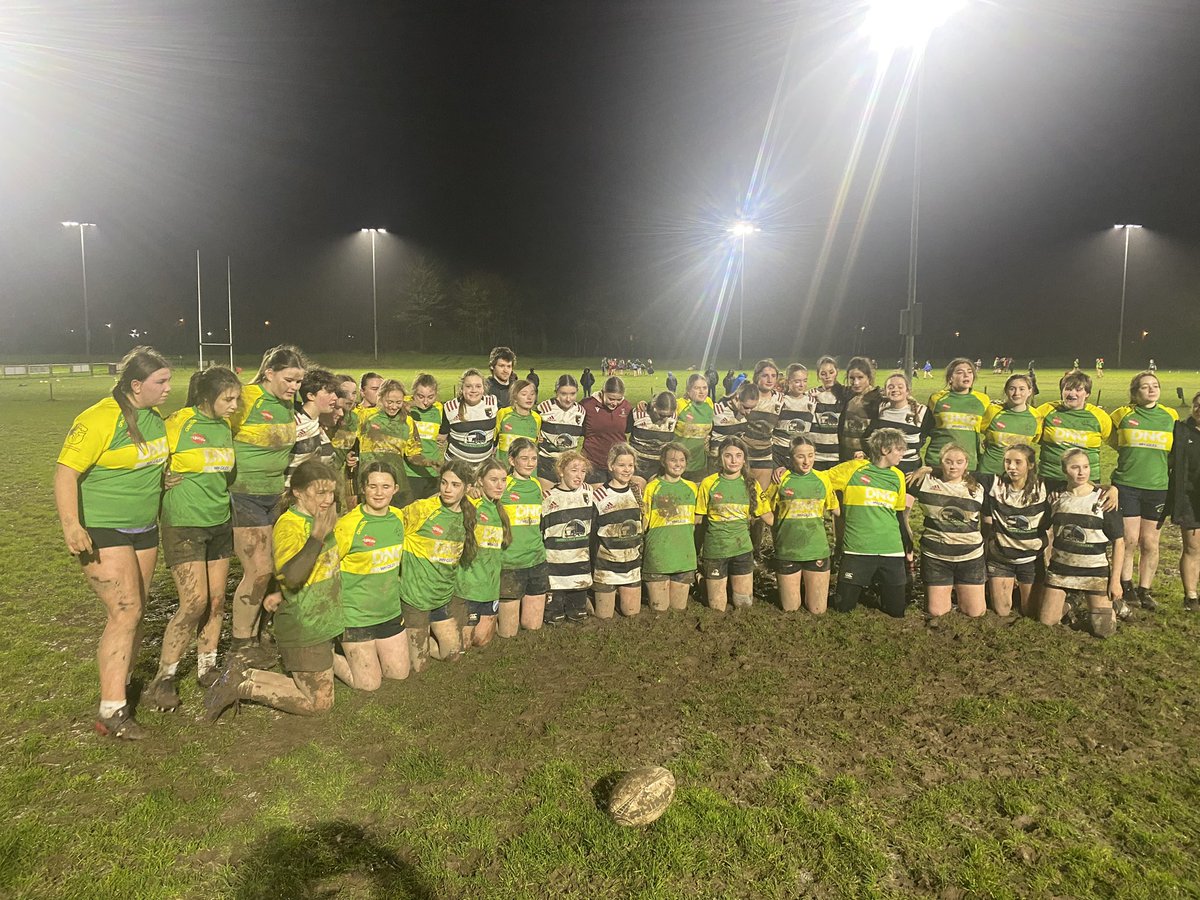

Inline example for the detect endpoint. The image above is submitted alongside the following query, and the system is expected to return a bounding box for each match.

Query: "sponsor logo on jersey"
[191,433,208,444]
[363,535,376,547]
[261,411,274,421]
[509,492,521,501]
[563,519,587,538]
[712,491,723,501]
[480,512,489,523]
[936,507,970,525]
[1128,419,1140,427]
[503,422,513,431]
[941,404,951,411]
[1052,417,1062,425]
[466,430,489,444]
[859,475,871,484]
[432,524,444,536]
[995,421,1006,430]
[783,488,794,498]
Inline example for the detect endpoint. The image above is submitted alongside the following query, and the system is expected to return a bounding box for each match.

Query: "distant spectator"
[526,368,540,392]
[485,346,516,407]
[665,371,678,394]
[723,369,736,396]
[581,367,595,396]
[705,366,720,399]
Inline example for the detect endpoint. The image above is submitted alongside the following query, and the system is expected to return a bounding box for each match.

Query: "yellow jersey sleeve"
[228,383,261,434]
[273,510,313,572]
[57,399,120,472]
[333,507,363,559]
[694,473,719,517]
[751,482,770,517]
[826,459,867,493]
[1087,404,1113,441]
[817,470,840,513]
[400,496,440,533]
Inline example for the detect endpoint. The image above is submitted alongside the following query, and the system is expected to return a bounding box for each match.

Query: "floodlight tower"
[1114,224,1142,368]
[729,221,760,368]
[61,221,97,366]
[361,228,387,361]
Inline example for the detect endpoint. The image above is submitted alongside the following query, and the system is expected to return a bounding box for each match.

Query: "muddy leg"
[241,668,334,715]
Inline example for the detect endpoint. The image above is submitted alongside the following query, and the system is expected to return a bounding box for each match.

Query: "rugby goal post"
[196,251,234,369]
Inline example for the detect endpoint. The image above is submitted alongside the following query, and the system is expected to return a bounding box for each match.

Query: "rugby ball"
[608,766,676,827]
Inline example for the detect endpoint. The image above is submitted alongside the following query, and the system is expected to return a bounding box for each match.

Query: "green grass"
[2,360,1200,898]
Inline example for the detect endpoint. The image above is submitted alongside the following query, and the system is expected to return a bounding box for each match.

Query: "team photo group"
[56,343,1200,740]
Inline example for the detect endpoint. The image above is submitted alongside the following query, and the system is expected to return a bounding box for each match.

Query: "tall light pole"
[62,222,97,365]
[1114,224,1142,369]
[360,228,386,361]
[729,221,759,368]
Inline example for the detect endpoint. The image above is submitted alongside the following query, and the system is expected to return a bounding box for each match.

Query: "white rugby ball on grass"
[608,766,676,827]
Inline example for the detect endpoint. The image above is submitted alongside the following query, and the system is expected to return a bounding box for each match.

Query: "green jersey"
[828,460,907,556]
[499,475,546,569]
[977,404,1042,475]
[765,470,838,561]
[1035,402,1112,482]
[695,473,768,559]
[456,498,505,602]
[674,397,714,476]
[405,402,444,479]
[229,383,296,496]
[399,497,466,609]
[496,407,541,454]
[162,407,235,527]
[334,504,404,629]
[1110,403,1178,490]
[926,388,990,469]
[57,397,169,529]
[272,508,343,648]
[642,477,698,574]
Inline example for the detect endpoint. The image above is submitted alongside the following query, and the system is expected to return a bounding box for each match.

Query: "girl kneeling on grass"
[642,443,699,613]
[398,461,477,671]
[1039,448,1125,638]
[827,428,912,618]
[144,366,241,712]
[592,443,645,618]
[766,435,839,614]
[982,445,1050,617]
[695,436,773,612]
[497,438,550,635]
[542,451,597,624]
[332,461,409,691]
[908,443,987,619]
[456,458,511,649]
[205,459,343,720]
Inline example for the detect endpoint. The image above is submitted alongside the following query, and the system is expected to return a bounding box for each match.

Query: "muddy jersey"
[273,508,342,647]
[358,408,417,491]
[745,390,783,465]
[914,475,985,562]
[440,397,499,465]
[334,505,404,628]
[709,401,751,467]
[808,385,845,470]
[162,406,234,527]
[404,403,444,480]
[642,477,698,574]
[695,473,768,559]
[827,460,907,556]
[673,396,714,476]
[1046,487,1123,591]
[926,388,990,470]
[229,383,296,496]
[773,394,816,462]
[398,497,466,609]
[58,397,168,529]
[865,402,931,475]
[285,410,336,488]
[499,475,546,569]
[978,405,1042,476]
[537,400,585,481]
[542,484,596,590]
[765,469,838,562]
[982,475,1049,564]
[1109,403,1178,490]
[1035,402,1112,482]
[838,393,872,462]
[496,407,541,454]
[592,483,644,585]
[455,497,505,603]
[629,408,677,481]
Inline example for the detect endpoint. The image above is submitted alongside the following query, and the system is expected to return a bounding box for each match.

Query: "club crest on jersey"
[432,524,444,536]
[261,411,274,421]
[685,412,694,422]
[66,423,88,445]
[503,423,513,432]
[191,433,208,444]
[362,536,376,547]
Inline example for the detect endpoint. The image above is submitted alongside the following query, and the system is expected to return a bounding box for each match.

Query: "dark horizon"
[3,1,1199,366]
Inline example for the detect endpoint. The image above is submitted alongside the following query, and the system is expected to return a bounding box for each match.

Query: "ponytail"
[255,344,307,385]
[440,460,479,566]
[113,346,170,446]
[185,365,242,414]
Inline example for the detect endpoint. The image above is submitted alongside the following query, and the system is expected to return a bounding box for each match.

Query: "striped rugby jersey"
[536,399,585,481]
[542,484,596,590]
[914,475,985,562]
[285,410,336,488]
[440,396,499,465]
[982,475,1049,564]
[1046,487,1123,590]
[629,408,677,481]
[865,401,931,475]
[772,393,815,460]
[808,384,845,470]
[592,483,643,585]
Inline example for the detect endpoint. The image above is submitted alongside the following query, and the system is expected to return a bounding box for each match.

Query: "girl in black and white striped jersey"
[838,357,875,462]
[808,356,845,470]
[592,443,644,619]
[773,364,815,468]
[908,443,987,619]
[981,444,1049,617]
[1038,448,1125,638]
[537,374,585,489]
[438,368,498,465]
[709,383,759,471]
[541,450,597,624]
[863,373,932,477]
[286,367,340,489]
[629,391,677,482]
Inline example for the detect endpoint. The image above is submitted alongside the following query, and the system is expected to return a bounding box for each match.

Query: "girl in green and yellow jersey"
[642,442,699,613]
[766,435,839,615]
[333,461,409,691]
[498,438,550,636]
[978,373,1042,476]
[143,366,241,713]
[56,347,172,739]
[358,378,417,507]
[695,436,773,613]
[1034,369,1112,491]
[228,344,305,666]
[399,460,477,672]
[405,373,445,501]
[1109,371,1178,610]
[926,357,990,470]
[674,374,714,482]
[496,379,542,454]
[206,459,343,720]
[456,458,511,649]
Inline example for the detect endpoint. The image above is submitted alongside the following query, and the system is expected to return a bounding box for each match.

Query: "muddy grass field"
[3,360,1200,898]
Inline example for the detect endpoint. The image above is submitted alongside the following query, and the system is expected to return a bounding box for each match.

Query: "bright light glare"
[863,0,964,54]
[1114,223,1143,229]
[360,227,387,234]
[729,221,759,237]
[61,221,96,228]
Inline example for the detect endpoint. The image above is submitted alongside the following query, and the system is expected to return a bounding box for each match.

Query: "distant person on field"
[580,367,595,396]
[665,371,678,394]
[525,368,540,392]
[722,369,736,396]
[1095,357,1105,378]
[1149,358,1157,372]
[705,366,720,399]
[485,346,516,407]
[922,360,933,379]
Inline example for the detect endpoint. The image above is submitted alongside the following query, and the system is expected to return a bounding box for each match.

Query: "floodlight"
[863,0,965,55]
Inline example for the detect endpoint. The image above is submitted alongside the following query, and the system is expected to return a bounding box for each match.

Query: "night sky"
[3,0,1199,365]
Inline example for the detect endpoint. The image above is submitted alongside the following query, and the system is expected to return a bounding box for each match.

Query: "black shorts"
[161,521,234,568]
[1116,484,1167,522]
[643,571,694,584]
[986,555,1040,585]
[232,492,282,528]
[775,557,831,575]
[921,553,987,587]
[341,613,406,643]
[839,554,906,588]
[84,525,159,554]
[463,599,500,625]
[500,563,550,599]
[401,597,466,629]
[280,639,335,673]
[701,552,754,579]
